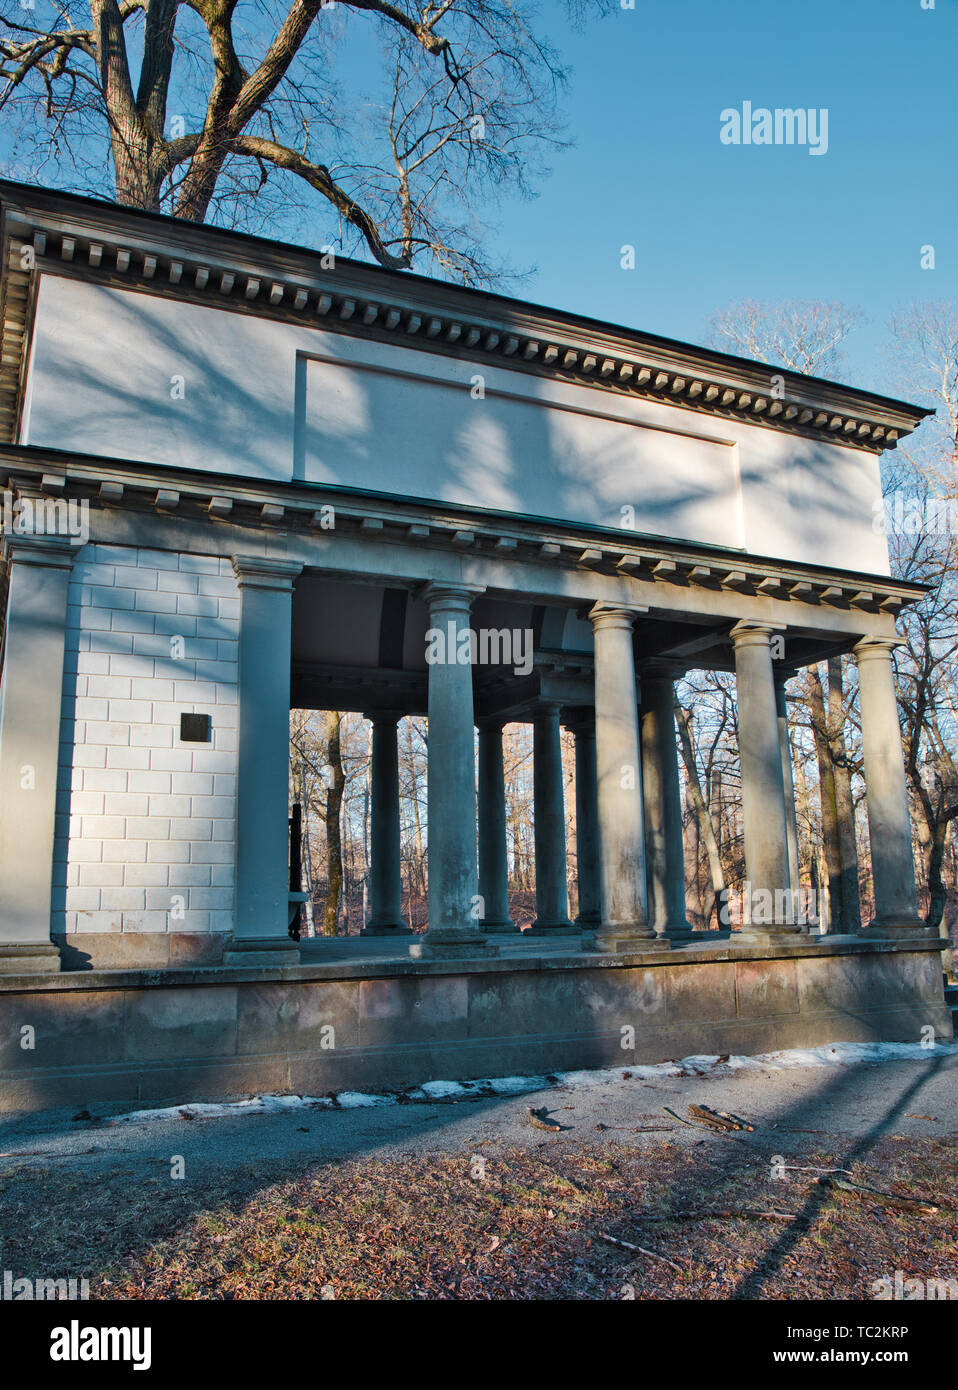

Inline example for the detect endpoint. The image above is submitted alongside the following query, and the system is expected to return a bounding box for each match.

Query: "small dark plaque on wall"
[180,713,212,743]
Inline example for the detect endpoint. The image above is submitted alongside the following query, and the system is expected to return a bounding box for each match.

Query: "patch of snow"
[335,1092,393,1109]
[485,1075,549,1094]
[99,1039,958,1129]
[413,1080,469,1099]
[107,1093,333,1125]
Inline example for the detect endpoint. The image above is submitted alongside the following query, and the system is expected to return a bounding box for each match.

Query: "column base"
[223,936,302,968]
[0,942,61,975]
[581,927,671,954]
[525,919,579,936]
[859,919,936,939]
[575,912,602,929]
[360,922,413,936]
[736,927,810,946]
[654,919,697,943]
[410,931,499,960]
[481,919,519,934]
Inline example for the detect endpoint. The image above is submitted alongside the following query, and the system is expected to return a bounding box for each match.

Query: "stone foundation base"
[54,932,228,971]
[0,943,61,975]
[0,937,950,1112]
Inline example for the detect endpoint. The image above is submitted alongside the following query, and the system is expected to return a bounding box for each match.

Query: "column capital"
[588,602,648,632]
[231,554,303,590]
[561,708,595,734]
[420,581,485,601]
[476,713,508,731]
[854,636,903,664]
[1,534,79,570]
[729,620,786,650]
[532,699,563,721]
[639,657,685,683]
[362,708,405,726]
[419,578,486,617]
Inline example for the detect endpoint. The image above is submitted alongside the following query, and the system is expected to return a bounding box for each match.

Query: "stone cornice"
[0,445,929,617]
[0,179,932,455]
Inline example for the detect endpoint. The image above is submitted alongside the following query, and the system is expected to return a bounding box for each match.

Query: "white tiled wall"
[52,544,239,937]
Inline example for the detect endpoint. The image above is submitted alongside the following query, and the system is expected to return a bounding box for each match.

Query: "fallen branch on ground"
[635,1208,795,1224]
[662,1107,747,1140]
[689,1104,754,1131]
[527,1106,562,1132]
[595,1233,685,1272]
[817,1175,939,1215]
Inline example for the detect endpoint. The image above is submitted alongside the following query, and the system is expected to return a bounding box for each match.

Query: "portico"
[0,180,950,1109]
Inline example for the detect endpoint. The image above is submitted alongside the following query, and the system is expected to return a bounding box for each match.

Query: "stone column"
[731,622,801,939]
[0,536,77,973]
[854,637,926,934]
[527,702,576,934]
[226,556,303,967]
[564,712,601,928]
[586,604,665,952]
[361,711,412,935]
[412,582,496,958]
[477,719,516,932]
[774,670,802,899]
[640,661,694,940]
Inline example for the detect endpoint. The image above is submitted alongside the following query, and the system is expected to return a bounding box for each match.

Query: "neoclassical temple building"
[0,182,950,1108]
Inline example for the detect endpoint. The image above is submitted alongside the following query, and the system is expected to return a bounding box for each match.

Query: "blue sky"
[2,0,954,399]
[482,0,957,397]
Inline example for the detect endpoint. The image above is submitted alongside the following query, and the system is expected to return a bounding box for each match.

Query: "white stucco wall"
[23,274,891,576]
[52,544,238,939]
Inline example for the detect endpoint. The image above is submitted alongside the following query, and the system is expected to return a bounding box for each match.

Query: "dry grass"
[1,1129,955,1300]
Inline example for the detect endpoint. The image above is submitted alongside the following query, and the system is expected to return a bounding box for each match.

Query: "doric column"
[731,622,801,939]
[773,670,802,898]
[564,712,601,928]
[477,719,516,932]
[412,582,496,958]
[640,661,694,940]
[854,637,926,934]
[361,711,412,935]
[586,604,665,952]
[527,702,575,934]
[0,536,77,973]
[226,556,303,967]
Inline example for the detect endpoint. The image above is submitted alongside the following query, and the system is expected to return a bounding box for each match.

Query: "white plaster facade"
[23,275,890,574]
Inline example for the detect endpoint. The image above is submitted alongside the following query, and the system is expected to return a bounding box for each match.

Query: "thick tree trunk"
[685,779,708,926]
[404,721,427,897]
[92,0,173,211]
[675,701,725,928]
[323,711,345,936]
[807,666,857,933]
[926,818,949,932]
[827,658,861,933]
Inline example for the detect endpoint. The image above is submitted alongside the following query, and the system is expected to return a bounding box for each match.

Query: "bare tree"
[0,0,601,282]
[888,302,958,496]
[675,696,725,928]
[321,709,345,934]
[707,299,865,377]
[804,661,861,933]
[883,304,958,939]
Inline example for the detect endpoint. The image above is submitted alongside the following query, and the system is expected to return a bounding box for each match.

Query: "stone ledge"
[0,932,947,994]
